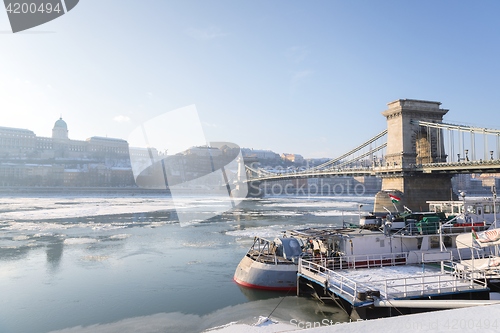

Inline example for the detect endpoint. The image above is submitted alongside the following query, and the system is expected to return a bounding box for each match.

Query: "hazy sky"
[1,1,500,158]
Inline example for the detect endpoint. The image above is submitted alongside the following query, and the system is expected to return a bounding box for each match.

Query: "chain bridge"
[244,99,500,212]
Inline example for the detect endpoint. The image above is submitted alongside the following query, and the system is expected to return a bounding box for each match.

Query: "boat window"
[430,236,440,249]
[281,238,302,259]
[467,205,476,214]
[288,239,301,256]
[442,236,452,248]
[484,205,492,214]
[453,205,460,214]
[429,204,436,211]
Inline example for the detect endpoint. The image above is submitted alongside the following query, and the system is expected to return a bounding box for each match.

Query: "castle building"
[0,117,129,160]
[0,118,133,187]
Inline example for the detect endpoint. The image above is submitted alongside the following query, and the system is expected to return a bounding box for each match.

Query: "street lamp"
[459,190,467,217]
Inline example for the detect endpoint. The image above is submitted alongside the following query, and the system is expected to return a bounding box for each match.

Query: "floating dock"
[297,254,491,320]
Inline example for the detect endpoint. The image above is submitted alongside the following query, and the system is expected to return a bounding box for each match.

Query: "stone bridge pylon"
[374,99,457,212]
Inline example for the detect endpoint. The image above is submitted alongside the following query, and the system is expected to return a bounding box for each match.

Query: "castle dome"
[52,117,69,139]
[54,117,68,129]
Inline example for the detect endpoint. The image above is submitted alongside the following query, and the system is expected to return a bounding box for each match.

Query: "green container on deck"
[417,216,440,234]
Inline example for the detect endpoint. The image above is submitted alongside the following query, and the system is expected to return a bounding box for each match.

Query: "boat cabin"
[427,199,500,225]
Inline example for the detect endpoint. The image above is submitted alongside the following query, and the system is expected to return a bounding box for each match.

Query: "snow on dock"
[296,255,492,321]
[205,303,500,333]
[299,258,487,304]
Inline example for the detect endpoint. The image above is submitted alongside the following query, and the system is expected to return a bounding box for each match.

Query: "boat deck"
[246,251,296,265]
[455,257,500,279]
[298,258,489,307]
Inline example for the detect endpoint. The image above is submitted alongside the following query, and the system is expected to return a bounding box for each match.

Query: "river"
[0,194,374,333]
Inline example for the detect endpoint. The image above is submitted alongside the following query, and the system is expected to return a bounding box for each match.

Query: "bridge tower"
[374,99,456,212]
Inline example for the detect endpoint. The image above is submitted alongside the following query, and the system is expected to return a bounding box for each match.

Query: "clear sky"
[1,1,500,158]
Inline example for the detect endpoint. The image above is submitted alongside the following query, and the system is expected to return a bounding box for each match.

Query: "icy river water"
[0,193,375,333]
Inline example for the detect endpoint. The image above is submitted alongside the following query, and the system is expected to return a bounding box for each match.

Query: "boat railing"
[440,215,487,233]
[454,255,500,278]
[378,260,487,299]
[441,214,460,227]
[246,237,278,265]
[388,215,487,237]
[299,257,488,302]
[298,258,360,303]
[389,221,441,236]
[246,236,297,265]
[442,223,488,234]
[306,252,408,270]
[390,226,411,237]
[300,258,487,303]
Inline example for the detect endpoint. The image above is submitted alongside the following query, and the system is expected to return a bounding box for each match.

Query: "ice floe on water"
[257,211,304,217]
[107,234,131,240]
[3,222,75,231]
[144,221,168,228]
[181,240,224,248]
[63,238,98,245]
[262,196,373,209]
[226,223,340,241]
[312,210,357,216]
[0,196,228,221]
[81,255,109,262]
[0,196,183,239]
[226,225,290,240]
[11,235,30,241]
[0,201,170,221]
[2,221,130,233]
[34,232,60,237]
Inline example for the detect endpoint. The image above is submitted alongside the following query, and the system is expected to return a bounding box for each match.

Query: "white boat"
[233,236,302,291]
[234,208,489,291]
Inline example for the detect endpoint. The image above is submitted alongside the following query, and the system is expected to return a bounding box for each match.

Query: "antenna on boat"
[392,201,399,213]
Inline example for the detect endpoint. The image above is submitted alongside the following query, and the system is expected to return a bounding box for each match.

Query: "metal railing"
[306,252,408,270]
[246,237,295,265]
[381,261,487,299]
[299,258,487,303]
[454,255,500,279]
[299,258,360,303]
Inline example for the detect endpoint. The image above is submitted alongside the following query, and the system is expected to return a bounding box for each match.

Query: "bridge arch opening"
[413,128,433,165]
